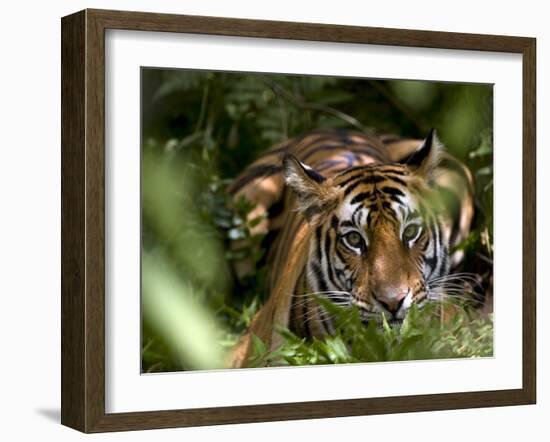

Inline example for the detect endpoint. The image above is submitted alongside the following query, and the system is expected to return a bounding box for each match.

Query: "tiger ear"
[282,154,338,221]
[399,129,441,180]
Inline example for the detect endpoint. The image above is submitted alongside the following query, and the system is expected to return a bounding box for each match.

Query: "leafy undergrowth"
[248,297,493,368]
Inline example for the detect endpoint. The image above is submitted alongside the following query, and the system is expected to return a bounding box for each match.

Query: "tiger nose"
[375,289,408,314]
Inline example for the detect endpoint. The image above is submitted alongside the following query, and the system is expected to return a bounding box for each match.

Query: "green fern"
[248,298,493,368]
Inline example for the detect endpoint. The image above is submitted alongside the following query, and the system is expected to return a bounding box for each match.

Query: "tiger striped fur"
[228,129,474,368]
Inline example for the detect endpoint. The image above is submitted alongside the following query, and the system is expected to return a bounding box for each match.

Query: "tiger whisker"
[428,273,481,286]
[429,285,479,293]
[429,271,479,280]
[429,286,478,294]
[432,289,477,295]
[430,278,478,284]
[292,290,351,298]
[427,291,478,302]
[292,298,350,311]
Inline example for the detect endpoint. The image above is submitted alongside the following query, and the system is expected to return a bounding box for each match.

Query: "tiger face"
[283,130,449,325]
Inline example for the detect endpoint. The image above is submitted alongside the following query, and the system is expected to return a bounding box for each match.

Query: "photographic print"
[140,69,494,372]
[61,10,535,431]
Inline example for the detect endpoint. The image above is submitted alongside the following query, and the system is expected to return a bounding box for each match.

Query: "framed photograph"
[61,9,536,433]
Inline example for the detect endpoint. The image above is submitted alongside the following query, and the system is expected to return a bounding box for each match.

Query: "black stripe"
[362,175,388,185]
[429,218,439,276]
[331,215,340,231]
[381,171,410,180]
[345,175,407,195]
[324,230,339,288]
[338,172,365,188]
[230,164,281,193]
[338,171,409,193]
[421,235,430,252]
[380,186,405,197]
[375,166,408,176]
[335,247,346,266]
[339,164,406,175]
[383,175,407,186]
[381,201,397,219]
[315,226,323,260]
[424,255,437,273]
[342,179,363,197]
[311,262,328,292]
[342,174,390,195]
[388,194,405,205]
[350,192,372,205]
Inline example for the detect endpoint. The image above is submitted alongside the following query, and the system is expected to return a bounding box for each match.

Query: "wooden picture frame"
[61,8,536,433]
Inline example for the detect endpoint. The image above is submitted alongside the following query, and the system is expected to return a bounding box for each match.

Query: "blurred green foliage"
[248,298,492,367]
[141,68,493,372]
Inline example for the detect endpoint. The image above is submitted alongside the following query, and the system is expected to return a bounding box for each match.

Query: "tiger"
[228,128,475,368]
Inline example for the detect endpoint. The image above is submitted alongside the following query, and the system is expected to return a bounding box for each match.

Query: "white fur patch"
[396,290,413,319]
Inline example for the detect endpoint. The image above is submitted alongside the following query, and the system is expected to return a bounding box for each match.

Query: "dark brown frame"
[61,8,536,433]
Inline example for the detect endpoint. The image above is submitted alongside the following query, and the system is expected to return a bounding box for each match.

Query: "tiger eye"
[403,224,421,242]
[344,231,363,249]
